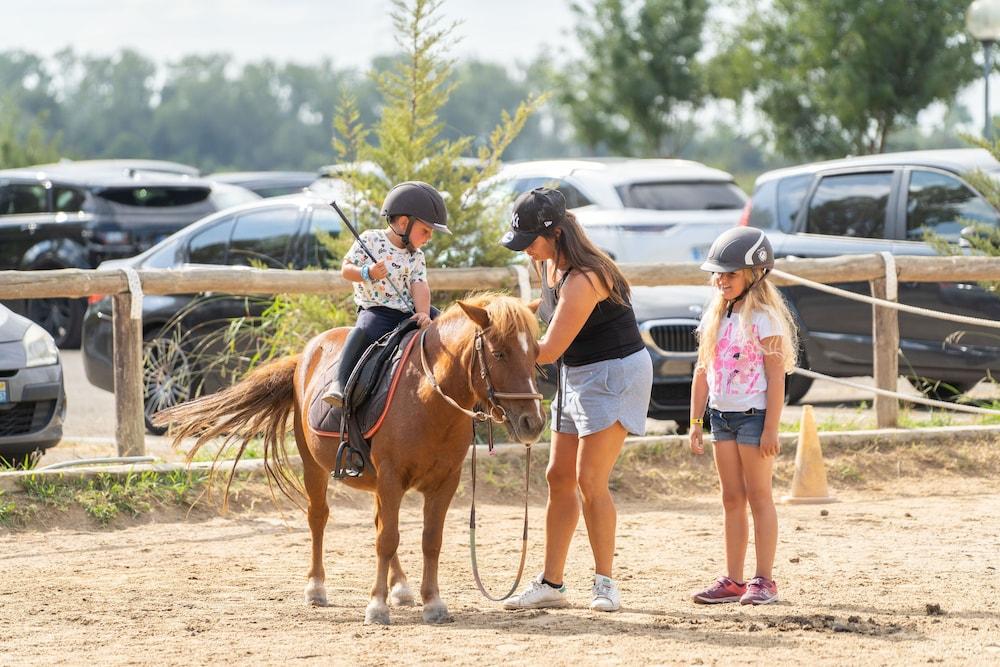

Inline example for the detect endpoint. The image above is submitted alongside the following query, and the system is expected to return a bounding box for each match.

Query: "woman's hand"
[689,425,704,455]
[412,311,432,328]
[759,428,780,458]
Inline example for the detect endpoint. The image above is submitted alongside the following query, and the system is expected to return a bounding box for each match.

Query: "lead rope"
[469,418,531,601]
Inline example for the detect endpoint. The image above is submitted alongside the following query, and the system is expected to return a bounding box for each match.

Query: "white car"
[488,158,747,261]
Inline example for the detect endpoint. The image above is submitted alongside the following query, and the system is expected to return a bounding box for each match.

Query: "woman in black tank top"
[499,187,653,613]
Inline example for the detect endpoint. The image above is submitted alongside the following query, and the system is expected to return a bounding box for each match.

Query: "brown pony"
[154,293,546,625]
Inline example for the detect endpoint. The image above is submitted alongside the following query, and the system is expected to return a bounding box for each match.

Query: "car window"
[0,183,49,214]
[228,207,300,268]
[805,172,892,238]
[187,219,234,264]
[140,238,182,269]
[98,186,211,207]
[617,182,746,211]
[906,170,1000,243]
[305,208,342,268]
[53,186,86,213]
[776,174,813,231]
[555,181,593,208]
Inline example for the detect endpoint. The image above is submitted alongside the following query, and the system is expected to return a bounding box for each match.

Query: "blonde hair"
[696,268,799,376]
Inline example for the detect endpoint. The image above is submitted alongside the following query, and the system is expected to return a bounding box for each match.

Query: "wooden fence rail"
[2,254,999,455]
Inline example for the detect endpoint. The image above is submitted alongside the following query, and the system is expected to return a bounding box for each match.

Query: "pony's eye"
[491,350,504,360]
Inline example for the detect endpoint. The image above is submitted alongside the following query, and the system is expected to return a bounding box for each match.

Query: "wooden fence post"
[871,254,899,428]
[112,291,145,456]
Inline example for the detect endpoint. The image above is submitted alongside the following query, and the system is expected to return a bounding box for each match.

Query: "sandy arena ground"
[1,471,998,666]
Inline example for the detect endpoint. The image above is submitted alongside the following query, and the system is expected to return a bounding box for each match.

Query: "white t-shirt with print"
[347,229,427,312]
[703,309,781,412]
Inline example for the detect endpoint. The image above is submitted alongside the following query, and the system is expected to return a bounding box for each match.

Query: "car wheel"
[27,297,85,349]
[143,331,197,435]
[909,378,978,402]
[0,447,42,470]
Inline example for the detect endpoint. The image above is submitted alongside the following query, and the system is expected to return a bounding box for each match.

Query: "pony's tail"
[153,355,305,508]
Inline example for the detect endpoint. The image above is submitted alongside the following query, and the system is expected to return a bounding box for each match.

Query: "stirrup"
[333,439,365,479]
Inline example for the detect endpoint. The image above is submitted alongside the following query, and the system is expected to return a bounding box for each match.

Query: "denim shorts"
[552,349,653,437]
[708,408,767,446]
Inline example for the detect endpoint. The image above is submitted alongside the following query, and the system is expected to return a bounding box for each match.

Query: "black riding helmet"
[700,227,775,316]
[381,181,450,251]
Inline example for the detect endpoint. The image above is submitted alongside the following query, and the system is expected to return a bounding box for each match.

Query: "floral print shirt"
[704,309,780,412]
[347,229,427,312]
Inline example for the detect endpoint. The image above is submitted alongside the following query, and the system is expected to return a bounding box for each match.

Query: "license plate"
[0,380,7,403]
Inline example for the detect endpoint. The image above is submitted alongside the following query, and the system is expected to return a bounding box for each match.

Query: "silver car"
[488,158,747,262]
[0,304,65,466]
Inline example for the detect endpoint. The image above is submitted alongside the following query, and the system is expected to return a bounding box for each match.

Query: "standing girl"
[689,227,797,605]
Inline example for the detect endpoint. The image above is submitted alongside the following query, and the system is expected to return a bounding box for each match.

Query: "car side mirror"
[959,225,983,249]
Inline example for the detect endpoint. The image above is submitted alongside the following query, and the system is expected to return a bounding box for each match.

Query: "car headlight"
[23,324,59,367]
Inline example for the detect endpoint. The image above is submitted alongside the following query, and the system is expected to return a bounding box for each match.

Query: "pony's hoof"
[364,600,391,625]
[304,578,328,607]
[389,582,416,606]
[422,601,453,624]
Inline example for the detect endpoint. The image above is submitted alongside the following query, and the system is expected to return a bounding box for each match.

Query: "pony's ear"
[526,298,541,314]
[458,301,491,329]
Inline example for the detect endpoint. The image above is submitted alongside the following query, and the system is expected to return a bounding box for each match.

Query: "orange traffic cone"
[781,404,837,504]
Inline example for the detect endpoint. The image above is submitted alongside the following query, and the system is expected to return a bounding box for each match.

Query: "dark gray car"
[744,148,1000,400]
[0,163,259,348]
[0,304,65,467]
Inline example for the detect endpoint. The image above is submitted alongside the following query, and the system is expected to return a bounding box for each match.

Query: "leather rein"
[418,327,542,601]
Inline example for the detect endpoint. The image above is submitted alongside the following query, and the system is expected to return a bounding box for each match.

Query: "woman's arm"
[760,335,786,458]
[536,271,605,364]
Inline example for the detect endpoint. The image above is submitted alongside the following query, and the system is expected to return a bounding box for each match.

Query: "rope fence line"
[770,268,1000,329]
[790,367,1000,416]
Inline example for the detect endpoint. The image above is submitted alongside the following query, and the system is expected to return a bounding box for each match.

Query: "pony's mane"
[439,292,539,340]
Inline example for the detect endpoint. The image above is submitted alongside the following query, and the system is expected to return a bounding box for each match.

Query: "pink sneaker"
[740,576,779,605]
[692,576,746,604]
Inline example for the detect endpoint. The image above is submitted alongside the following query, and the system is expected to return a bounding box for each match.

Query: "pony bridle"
[419,328,543,427]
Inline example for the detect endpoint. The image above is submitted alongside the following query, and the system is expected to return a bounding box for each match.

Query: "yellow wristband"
[691,417,704,426]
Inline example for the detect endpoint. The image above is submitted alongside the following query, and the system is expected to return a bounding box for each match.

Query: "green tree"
[560,0,708,156]
[331,0,541,267]
[0,99,62,168]
[710,0,978,160]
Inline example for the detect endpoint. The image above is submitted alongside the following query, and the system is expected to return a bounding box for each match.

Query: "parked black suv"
[0,163,259,347]
[82,193,342,433]
[744,148,1000,400]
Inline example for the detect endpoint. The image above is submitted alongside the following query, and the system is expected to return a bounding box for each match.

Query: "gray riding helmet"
[700,227,774,273]
[380,181,451,233]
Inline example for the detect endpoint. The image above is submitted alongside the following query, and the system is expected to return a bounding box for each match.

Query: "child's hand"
[412,312,432,328]
[368,259,388,280]
[760,430,780,458]
[689,425,704,456]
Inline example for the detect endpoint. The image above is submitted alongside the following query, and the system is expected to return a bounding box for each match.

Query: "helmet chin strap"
[725,268,769,318]
[387,217,418,253]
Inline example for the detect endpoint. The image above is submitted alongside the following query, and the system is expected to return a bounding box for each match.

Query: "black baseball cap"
[499,187,567,251]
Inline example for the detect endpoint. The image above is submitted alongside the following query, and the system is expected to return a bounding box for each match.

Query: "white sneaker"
[590,574,621,612]
[502,573,569,610]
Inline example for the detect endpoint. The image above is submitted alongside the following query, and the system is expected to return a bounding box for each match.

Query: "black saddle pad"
[307,328,418,436]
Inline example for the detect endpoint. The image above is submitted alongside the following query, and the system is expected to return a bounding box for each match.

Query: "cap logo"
[757,248,767,262]
[502,230,515,243]
[543,219,553,227]
[511,212,520,229]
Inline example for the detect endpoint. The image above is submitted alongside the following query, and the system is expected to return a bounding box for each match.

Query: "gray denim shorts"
[708,408,767,446]
[552,349,653,437]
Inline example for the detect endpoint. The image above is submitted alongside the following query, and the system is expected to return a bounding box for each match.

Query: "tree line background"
[0,0,987,184]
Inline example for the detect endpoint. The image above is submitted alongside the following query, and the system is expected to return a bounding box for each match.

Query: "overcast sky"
[9,0,578,70]
[7,1,998,137]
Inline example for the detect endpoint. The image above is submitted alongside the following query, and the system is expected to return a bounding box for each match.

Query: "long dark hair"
[532,211,631,306]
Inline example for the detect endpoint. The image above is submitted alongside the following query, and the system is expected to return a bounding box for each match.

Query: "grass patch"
[13,470,208,527]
